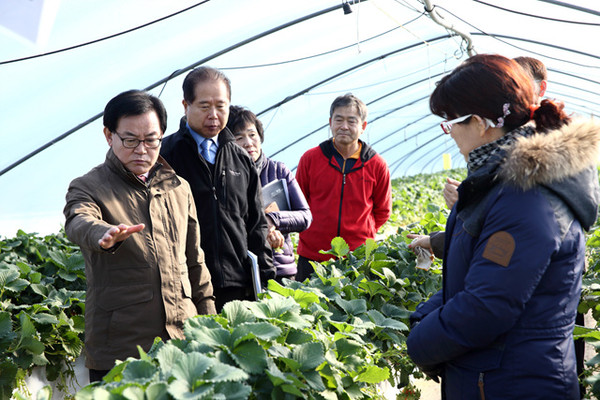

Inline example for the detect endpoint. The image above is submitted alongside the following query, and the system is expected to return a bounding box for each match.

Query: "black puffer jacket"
[161,118,275,289]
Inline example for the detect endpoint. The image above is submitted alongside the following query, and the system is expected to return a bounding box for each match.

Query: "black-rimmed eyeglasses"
[113,132,162,149]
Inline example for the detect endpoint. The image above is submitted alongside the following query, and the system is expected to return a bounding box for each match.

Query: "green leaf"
[145,382,169,400]
[364,238,378,260]
[329,237,350,258]
[171,352,214,387]
[231,322,281,346]
[245,294,300,319]
[277,311,312,330]
[213,381,251,400]
[28,272,42,284]
[30,313,59,325]
[231,340,268,373]
[356,365,389,383]
[184,318,231,348]
[122,359,157,383]
[0,311,13,335]
[303,369,326,392]
[156,343,186,373]
[573,325,600,341]
[30,283,49,297]
[204,360,249,382]
[0,360,18,391]
[265,362,289,386]
[124,386,149,400]
[285,329,313,345]
[366,309,409,331]
[335,298,367,316]
[335,338,364,359]
[168,379,214,400]
[293,342,325,370]
[102,362,127,382]
[358,280,390,297]
[380,303,412,319]
[281,383,305,397]
[222,301,255,327]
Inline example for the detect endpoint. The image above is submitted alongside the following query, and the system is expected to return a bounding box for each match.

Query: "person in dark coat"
[406,54,600,399]
[227,105,312,282]
[160,67,275,312]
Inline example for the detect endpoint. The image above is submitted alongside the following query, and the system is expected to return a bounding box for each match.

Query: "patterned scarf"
[467,125,535,172]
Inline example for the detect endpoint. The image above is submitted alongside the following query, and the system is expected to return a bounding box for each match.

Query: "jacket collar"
[178,116,235,147]
[106,148,174,188]
[320,138,377,162]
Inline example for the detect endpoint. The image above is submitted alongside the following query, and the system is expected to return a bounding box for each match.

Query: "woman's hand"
[407,234,432,253]
[443,177,461,209]
[267,227,285,250]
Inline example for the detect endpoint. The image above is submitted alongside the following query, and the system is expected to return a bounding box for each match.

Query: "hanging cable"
[219,13,425,71]
[0,2,367,177]
[0,1,210,66]
[257,34,451,117]
[535,0,600,17]
[474,0,600,25]
[470,32,600,69]
[266,54,454,159]
[436,5,600,69]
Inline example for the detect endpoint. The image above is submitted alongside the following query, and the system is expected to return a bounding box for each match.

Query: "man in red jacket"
[295,93,392,281]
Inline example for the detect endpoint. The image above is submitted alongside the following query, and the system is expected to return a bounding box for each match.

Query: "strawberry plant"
[0,230,86,398]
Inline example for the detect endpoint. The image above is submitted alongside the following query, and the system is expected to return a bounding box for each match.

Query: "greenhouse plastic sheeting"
[1,0,599,236]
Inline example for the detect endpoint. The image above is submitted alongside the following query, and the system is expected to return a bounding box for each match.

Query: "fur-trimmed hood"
[500,118,600,189]
[500,118,600,230]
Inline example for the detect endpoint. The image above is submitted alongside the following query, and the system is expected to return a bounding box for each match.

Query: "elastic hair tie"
[496,102,511,128]
[529,104,539,120]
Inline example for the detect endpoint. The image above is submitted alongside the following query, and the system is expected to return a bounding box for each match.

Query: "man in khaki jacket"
[64,90,215,382]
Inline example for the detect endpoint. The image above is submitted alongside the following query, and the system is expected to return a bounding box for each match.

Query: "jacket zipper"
[221,170,226,203]
[199,147,224,287]
[478,372,485,400]
[337,159,347,236]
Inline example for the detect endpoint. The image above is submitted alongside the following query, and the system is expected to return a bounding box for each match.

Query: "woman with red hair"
[407,54,600,399]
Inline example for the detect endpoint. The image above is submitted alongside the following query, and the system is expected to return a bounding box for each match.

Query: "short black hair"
[103,90,167,134]
[182,66,231,104]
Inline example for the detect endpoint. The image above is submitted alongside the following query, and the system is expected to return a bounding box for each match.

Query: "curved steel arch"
[0,2,360,177]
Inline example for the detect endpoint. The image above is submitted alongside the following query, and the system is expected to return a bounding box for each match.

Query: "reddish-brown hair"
[430,54,569,133]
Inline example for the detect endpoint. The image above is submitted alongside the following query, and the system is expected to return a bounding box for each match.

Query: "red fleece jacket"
[296,139,391,261]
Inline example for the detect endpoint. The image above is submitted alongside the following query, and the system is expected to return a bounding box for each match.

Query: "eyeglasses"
[440,114,496,134]
[113,132,162,149]
[440,114,473,135]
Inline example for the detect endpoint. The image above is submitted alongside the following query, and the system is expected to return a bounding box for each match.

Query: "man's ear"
[361,120,368,131]
[538,80,547,98]
[182,99,189,112]
[104,127,113,146]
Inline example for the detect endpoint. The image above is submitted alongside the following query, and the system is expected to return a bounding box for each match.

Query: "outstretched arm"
[98,223,145,249]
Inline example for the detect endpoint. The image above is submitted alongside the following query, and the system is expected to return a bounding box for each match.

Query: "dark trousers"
[296,256,316,282]
[89,368,110,383]
[214,286,254,313]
